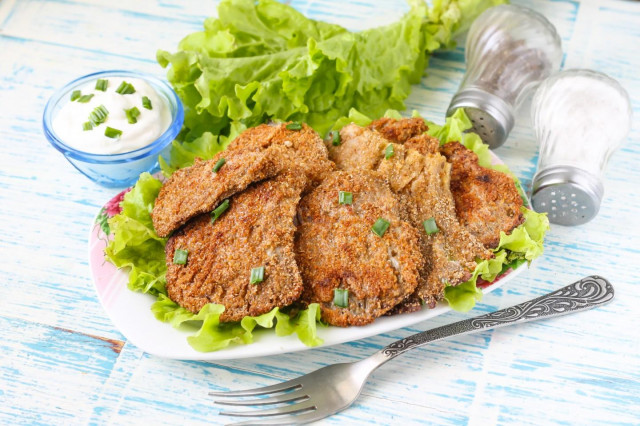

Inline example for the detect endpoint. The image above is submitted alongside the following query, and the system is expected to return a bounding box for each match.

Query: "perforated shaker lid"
[447,88,515,149]
[532,166,604,226]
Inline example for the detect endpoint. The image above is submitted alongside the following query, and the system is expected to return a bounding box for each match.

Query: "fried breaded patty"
[152,122,333,237]
[165,172,307,322]
[152,146,286,237]
[296,171,422,327]
[331,124,491,307]
[440,142,525,248]
[225,122,334,186]
[369,117,428,143]
[369,117,440,155]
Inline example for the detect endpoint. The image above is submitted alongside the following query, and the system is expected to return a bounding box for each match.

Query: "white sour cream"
[53,77,172,155]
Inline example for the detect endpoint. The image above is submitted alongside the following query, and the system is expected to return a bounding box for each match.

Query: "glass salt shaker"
[531,69,632,226]
[447,4,563,148]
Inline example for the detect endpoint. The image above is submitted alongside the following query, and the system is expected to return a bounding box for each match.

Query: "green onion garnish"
[104,126,122,139]
[210,199,230,223]
[331,131,341,146]
[371,218,390,237]
[173,249,188,265]
[82,122,93,131]
[422,218,439,235]
[115,81,136,95]
[142,96,152,110]
[212,158,226,173]
[250,266,265,284]
[89,105,109,126]
[338,191,352,205]
[95,79,108,91]
[384,144,394,159]
[333,288,349,308]
[124,106,141,124]
[286,122,302,130]
[70,90,81,101]
[77,94,94,103]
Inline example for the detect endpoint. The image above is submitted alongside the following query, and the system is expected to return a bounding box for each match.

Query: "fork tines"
[212,382,317,425]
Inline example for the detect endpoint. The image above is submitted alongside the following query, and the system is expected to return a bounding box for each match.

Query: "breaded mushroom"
[225,122,335,186]
[369,117,428,143]
[152,122,334,237]
[296,171,423,327]
[152,146,286,237]
[165,172,307,322]
[440,142,525,248]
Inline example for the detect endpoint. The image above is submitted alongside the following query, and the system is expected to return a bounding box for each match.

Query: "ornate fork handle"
[373,275,613,362]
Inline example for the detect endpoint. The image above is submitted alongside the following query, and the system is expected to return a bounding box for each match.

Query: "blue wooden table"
[1,0,639,424]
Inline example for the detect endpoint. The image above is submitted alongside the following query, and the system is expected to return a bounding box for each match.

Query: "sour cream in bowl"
[43,71,183,188]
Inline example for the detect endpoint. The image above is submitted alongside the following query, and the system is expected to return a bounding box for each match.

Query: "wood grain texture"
[0,0,638,425]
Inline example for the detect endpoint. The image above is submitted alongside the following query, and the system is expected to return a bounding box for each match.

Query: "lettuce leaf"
[105,173,167,295]
[150,295,323,352]
[157,0,503,174]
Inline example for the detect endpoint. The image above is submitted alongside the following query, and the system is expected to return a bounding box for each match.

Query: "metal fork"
[210,275,613,425]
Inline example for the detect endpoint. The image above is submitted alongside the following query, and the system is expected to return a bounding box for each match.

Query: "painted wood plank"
[0,316,123,425]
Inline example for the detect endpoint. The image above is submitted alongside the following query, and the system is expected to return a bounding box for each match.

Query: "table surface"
[1,0,639,424]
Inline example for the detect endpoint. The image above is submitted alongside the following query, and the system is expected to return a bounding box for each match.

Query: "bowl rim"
[42,70,184,164]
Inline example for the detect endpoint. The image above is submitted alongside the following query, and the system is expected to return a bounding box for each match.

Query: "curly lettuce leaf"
[151,295,323,352]
[105,173,167,295]
[158,0,502,173]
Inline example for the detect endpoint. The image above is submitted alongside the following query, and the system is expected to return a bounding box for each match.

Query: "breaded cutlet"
[440,142,525,248]
[165,172,307,322]
[295,170,423,327]
[225,122,334,186]
[152,146,286,237]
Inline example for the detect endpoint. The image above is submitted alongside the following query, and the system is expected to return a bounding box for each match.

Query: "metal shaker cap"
[447,89,514,149]
[532,166,604,226]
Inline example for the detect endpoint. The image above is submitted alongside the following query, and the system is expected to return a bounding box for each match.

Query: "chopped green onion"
[89,105,109,126]
[331,131,341,146]
[70,90,81,101]
[286,122,302,130]
[338,191,352,205]
[250,266,265,284]
[333,288,349,308]
[124,106,141,124]
[142,96,152,110]
[173,249,188,265]
[371,218,390,237]
[212,158,226,173]
[77,94,94,103]
[210,199,230,223]
[384,144,394,159]
[115,81,136,95]
[104,126,122,139]
[95,79,108,91]
[422,218,439,235]
[82,122,93,131]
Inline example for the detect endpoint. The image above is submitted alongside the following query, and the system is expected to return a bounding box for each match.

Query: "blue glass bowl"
[43,70,183,188]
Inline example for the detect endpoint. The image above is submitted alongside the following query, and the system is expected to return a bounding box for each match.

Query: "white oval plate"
[89,159,526,361]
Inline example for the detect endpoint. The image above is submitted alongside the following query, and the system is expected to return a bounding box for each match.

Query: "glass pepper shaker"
[531,69,632,226]
[447,4,563,148]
